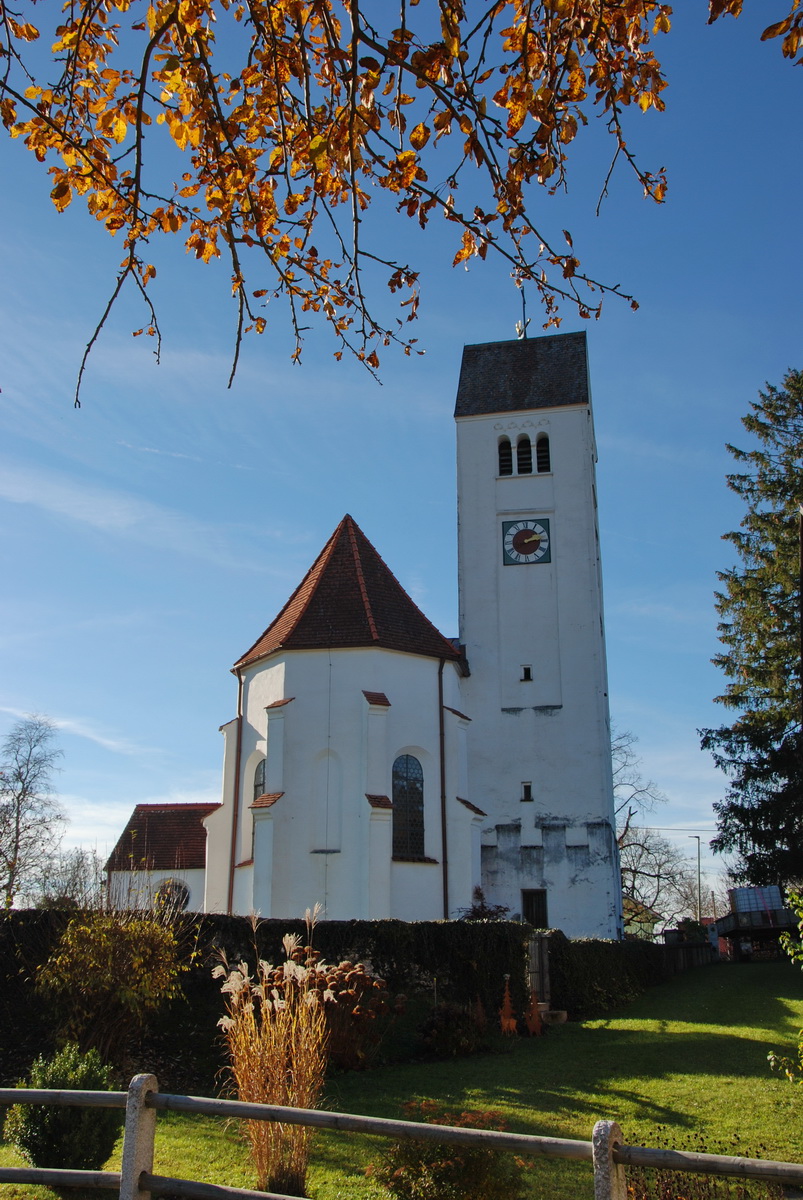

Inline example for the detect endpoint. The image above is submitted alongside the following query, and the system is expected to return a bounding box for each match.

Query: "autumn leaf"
[410,122,430,150]
[50,179,72,212]
[452,229,477,266]
[308,136,329,168]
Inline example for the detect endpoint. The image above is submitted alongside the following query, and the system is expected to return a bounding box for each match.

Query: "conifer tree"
[702,368,803,885]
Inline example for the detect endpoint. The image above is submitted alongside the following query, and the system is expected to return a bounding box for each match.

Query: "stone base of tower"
[481,819,623,939]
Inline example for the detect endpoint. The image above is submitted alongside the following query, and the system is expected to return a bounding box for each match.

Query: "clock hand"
[523,533,541,544]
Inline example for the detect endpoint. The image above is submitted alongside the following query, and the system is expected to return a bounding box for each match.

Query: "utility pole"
[689,835,702,922]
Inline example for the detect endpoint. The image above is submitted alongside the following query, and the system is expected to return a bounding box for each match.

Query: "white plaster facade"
[455,372,621,936]
[204,645,483,920]
[108,867,206,913]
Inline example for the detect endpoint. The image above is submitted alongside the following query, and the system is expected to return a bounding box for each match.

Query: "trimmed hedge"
[0,910,713,1088]
[0,911,532,1090]
[546,930,713,1018]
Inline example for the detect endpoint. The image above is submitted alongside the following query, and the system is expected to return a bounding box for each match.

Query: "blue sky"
[0,6,800,897]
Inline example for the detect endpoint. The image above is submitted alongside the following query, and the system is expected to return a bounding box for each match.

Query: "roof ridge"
[233,518,346,668]
[346,515,379,641]
[132,801,220,811]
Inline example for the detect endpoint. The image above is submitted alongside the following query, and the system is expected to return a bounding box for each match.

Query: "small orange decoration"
[499,976,517,1035]
[524,989,543,1036]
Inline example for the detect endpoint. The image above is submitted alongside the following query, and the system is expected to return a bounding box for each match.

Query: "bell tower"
[455,333,622,938]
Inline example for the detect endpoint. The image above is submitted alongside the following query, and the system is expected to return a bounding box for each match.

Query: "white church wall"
[203,716,239,912]
[224,645,471,921]
[108,867,206,912]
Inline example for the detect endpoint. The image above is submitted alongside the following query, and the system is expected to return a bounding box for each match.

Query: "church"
[107,332,623,940]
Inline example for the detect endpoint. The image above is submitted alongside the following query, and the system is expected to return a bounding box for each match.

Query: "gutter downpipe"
[438,658,449,919]
[226,669,245,915]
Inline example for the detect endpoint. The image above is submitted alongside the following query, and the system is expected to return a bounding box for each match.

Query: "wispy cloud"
[117,439,256,472]
[51,716,148,756]
[117,441,205,463]
[0,460,260,567]
[0,706,149,756]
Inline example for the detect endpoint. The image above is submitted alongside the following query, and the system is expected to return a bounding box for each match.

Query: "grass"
[1,961,802,1200]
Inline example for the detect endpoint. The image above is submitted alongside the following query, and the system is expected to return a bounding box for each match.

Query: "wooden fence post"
[593,1120,627,1200]
[119,1073,158,1200]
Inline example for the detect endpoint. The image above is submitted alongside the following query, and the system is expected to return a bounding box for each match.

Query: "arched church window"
[498,437,513,476]
[253,757,266,801]
[517,436,532,474]
[536,434,551,473]
[392,754,425,858]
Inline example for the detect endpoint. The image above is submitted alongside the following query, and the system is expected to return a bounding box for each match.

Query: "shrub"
[3,1043,123,1169]
[418,1001,485,1058]
[37,909,186,1062]
[314,956,399,1070]
[769,887,803,1083]
[369,1100,528,1200]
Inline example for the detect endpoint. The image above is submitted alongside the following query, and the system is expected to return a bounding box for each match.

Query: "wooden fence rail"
[1,1076,802,1200]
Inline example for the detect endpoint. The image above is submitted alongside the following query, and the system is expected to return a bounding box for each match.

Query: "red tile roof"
[105,803,219,873]
[235,515,460,668]
[363,690,391,707]
[444,705,471,722]
[366,794,393,809]
[456,796,487,816]
[251,792,284,808]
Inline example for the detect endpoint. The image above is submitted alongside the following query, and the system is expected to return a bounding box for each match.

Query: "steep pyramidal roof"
[235,515,460,668]
[105,802,219,872]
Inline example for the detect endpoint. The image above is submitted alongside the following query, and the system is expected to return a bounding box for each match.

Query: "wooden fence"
[2,1075,802,1200]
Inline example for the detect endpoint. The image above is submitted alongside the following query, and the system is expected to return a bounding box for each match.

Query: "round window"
[154,878,190,913]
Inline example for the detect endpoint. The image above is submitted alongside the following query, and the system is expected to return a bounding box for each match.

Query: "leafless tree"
[0,716,66,908]
[23,845,104,909]
[612,727,697,930]
[612,726,668,842]
[620,826,698,930]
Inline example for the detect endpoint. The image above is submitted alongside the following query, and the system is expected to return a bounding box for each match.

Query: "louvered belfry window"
[392,754,425,858]
[517,435,533,474]
[536,434,551,473]
[498,437,513,476]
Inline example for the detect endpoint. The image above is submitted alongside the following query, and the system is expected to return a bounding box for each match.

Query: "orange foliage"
[0,1,798,398]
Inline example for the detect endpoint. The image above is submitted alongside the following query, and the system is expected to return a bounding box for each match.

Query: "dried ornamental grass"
[216,932,329,1196]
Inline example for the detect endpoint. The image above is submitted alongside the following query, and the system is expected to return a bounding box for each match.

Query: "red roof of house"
[235,515,460,668]
[105,802,219,873]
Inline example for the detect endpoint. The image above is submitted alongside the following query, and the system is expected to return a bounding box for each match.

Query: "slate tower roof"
[454,331,589,417]
[235,514,460,668]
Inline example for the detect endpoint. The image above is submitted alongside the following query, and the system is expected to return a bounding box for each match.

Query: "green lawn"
[2,961,802,1200]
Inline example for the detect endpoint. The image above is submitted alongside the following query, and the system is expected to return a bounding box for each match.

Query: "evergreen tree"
[702,368,803,885]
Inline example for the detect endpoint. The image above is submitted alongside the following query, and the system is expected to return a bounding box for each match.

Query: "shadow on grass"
[591,962,803,1033]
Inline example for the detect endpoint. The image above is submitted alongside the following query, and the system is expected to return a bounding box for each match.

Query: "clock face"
[502,519,551,565]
